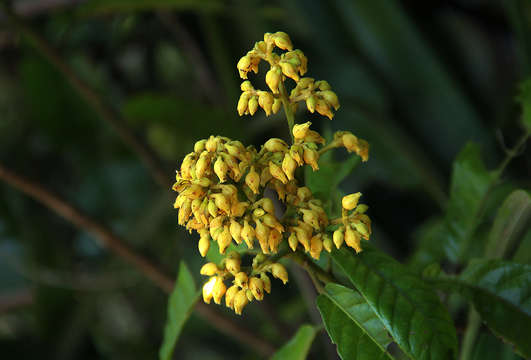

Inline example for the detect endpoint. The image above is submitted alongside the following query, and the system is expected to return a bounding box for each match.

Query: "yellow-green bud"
[237,55,252,79]
[282,153,297,181]
[342,133,358,153]
[255,219,270,254]
[300,209,320,230]
[354,222,370,239]
[253,208,265,217]
[297,187,312,202]
[271,263,288,284]
[229,220,243,244]
[342,192,362,211]
[272,31,293,51]
[241,220,255,249]
[303,147,319,171]
[320,90,340,110]
[225,256,241,274]
[315,98,334,120]
[279,61,299,81]
[237,92,251,116]
[315,80,331,91]
[306,96,316,113]
[264,138,289,153]
[214,157,228,183]
[269,161,288,184]
[268,229,282,253]
[240,80,254,92]
[218,226,232,254]
[272,98,282,114]
[323,234,333,252]
[211,193,231,214]
[356,204,369,214]
[345,225,362,253]
[207,200,218,217]
[194,139,207,153]
[234,272,248,287]
[205,136,218,152]
[200,262,219,276]
[260,273,272,294]
[333,228,344,249]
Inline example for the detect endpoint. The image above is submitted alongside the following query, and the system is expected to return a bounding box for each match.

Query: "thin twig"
[0,164,275,356]
[0,4,171,190]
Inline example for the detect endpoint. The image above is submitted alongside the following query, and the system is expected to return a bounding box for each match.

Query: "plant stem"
[278,81,295,143]
[287,251,336,292]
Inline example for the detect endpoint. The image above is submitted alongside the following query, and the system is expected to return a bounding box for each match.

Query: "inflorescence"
[173,32,371,315]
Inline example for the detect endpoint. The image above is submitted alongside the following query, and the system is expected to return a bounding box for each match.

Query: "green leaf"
[332,246,458,360]
[443,143,494,262]
[79,0,223,15]
[435,260,531,358]
[317,283,394,359]
[484,190,531,259]
[270,324,318,360]
[159,262,199,360]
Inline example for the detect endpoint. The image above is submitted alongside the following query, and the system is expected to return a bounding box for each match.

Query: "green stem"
[278,81,295,143]
[460,308,481,360]
[287,251,336,292]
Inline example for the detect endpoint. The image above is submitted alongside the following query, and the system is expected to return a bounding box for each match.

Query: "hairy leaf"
[332,246,458,360]
[271,324,318,360]
[159,262,199,360]
[317,283,394,359]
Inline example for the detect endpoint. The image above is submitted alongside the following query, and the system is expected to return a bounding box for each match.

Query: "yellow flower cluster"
[172,31,372,315]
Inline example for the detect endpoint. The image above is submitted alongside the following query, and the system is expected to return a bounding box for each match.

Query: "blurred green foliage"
[1,0,530,359]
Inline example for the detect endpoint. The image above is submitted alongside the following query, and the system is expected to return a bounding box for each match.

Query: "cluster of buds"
[236,31,340,120]
[331,193,372,253]
[200,252,288,314]
[173,32,372,315]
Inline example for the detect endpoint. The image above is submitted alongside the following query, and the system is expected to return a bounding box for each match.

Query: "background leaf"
[270,324,318,360]
[317,283,394,359]
[332,246,458,360]
[433,260,531,358]
[159,262,199,360]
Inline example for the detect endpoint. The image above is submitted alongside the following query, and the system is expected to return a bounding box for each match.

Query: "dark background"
[0,0,530,359]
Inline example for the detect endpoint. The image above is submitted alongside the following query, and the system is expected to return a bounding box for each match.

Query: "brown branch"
[0,164,275,356]
[0,3,171,190]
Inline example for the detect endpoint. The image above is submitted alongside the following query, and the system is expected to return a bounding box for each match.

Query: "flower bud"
[178,199,192,225]
[292,122,311,139]
[272,31,293,50]
[342,133,358,153]
[258,91,274,116]
[260,273,272,294]
[323,234,333,253]
[256,198,275,214]
[237,55,252,79]
[200,262,219,276]
[229,220,243,244]
[234,272,248,287]
[212,276,227,304]
[306,96,316,113]
[198,235,210,257]
[211,193,231,214]
[205,136,218,152]
[245,166,260,194]
[310,234,323,260]
[272,98,282,114]
[333,228,344,249]
[300,209,320,230]
[282,153,297,181]
[315,98,334,120]
[303,147,319,171]
[194,139,207,153]
[320,90,340,110]
[255,219,270,254]
[253,208,265,218]
[356,204,369,214]
[240,80,254,92]
[345,225,362,253]
[304,130,325,144]
[182,184,206,200]
[279,61,299,81]
[293,226,310,252]
[269,161,288,184]
[225,256,241,274]
[248,96,259,115]
[237,92,251,116]
[354,222,370,239]
[288,232,298,251]
[195,153,210,178]
[249,277,265,300]
[342,192,362,211]
[315,80,331,91]
[264,138,289,153]
[238,222,253,250]
[271,263,288,284]
[262,213,284,232]
[213,157,227,182]
[202,276,217,304]
[233,290,249,315]
[218,226,232,254]
[297,187,312,202]
[268,229,282,253]
[207,200,218,217]
[265,66,282,94]
[225,285,239,309]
